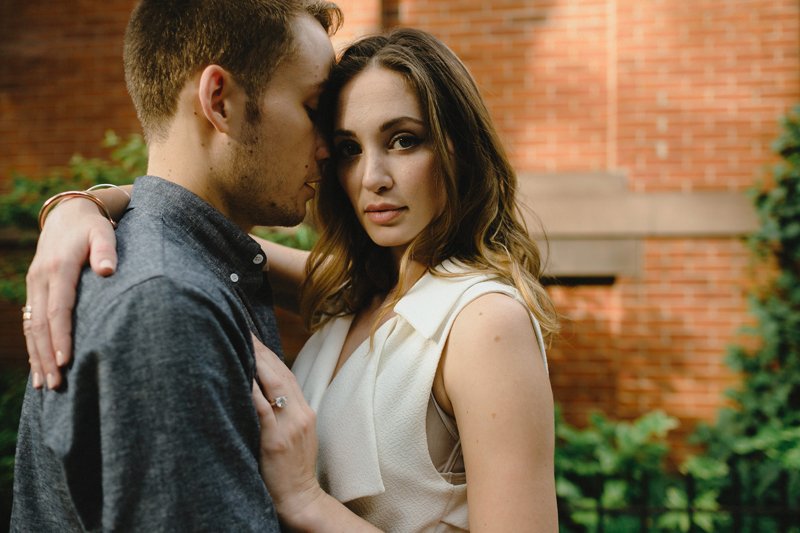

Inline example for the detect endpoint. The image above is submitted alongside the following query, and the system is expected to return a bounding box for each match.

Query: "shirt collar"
[128,175,268,294]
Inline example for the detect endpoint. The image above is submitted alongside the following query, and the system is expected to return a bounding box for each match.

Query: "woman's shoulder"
[445,291,548,378]
[443,275,549,369]
[452,291,532,334]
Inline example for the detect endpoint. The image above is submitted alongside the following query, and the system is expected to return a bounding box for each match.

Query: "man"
[12,0,339,530]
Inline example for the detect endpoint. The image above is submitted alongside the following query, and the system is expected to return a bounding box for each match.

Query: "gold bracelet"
[38,190,118,231]
[86,183,131,200]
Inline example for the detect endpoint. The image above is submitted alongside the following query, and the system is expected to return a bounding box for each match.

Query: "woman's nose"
[361,152,392,192]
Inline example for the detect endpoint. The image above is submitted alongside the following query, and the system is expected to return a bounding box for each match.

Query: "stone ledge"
[538,238,640,278]
[518,173,757,277]
[518,173,757,239]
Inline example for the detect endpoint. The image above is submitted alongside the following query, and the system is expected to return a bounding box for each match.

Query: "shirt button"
[230,273,239,283]
[253,254,264,265]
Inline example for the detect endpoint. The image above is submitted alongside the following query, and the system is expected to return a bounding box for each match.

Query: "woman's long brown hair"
[301,28,558,340]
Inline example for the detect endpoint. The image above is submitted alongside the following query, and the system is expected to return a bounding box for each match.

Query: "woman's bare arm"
[439,292,558,532]
[25,187,129,389]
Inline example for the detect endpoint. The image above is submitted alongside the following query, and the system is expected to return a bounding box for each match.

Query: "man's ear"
[197,65,242,134]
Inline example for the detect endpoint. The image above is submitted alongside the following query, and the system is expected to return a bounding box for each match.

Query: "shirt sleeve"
[43,275,280,532]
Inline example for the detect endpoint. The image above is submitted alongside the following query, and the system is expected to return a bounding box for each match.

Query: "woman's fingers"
[252,334,293,408]
[22,306,43,390]
[252,379,278,434]
[252,334,298,405]
[24,261,57,389]
[251,333,320,513]
[47,216,118,372]
[87,223,119,277]
[44,257,83,373]
[23,201,120,389]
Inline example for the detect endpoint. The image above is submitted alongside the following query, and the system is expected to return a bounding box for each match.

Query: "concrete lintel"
[537,238,641,278]
[518,177,757,238]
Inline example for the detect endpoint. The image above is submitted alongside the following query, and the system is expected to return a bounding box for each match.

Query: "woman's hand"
[250,334,325,522]
[24,199,118,390]
[250,336,383,531]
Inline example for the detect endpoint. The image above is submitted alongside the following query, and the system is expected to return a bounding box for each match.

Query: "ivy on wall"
[684,105,800,527]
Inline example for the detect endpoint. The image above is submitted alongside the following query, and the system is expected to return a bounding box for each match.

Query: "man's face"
[227,14,334,229]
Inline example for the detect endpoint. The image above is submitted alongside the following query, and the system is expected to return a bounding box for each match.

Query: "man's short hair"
[123,0,341,140]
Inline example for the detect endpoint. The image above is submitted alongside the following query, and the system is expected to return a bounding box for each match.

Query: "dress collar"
[394,259,494,342]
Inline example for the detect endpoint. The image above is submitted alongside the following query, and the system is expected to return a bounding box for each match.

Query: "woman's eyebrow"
[333,117,425,139]
[380,116,424,132]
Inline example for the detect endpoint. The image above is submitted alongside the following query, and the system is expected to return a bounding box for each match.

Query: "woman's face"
[333,65,445,259]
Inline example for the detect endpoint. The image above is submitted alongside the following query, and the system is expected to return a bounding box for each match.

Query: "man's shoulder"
[80,208,230,299]
[72,207,254,350]
[74,237,239,343]
[114,207,221,277]
[71,271,252,380]
[77,269,235,328]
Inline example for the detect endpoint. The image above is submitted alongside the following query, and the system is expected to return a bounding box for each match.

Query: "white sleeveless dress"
[291,260,548,532]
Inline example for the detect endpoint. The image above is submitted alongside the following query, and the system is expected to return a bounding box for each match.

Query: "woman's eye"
[390,134,421,150]
[335,140,361,159]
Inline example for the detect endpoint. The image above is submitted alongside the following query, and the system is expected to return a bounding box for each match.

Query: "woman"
[26,29,558,531]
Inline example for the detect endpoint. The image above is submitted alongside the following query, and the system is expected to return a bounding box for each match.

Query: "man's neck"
[147,142,207,196]
[146,142,253,233]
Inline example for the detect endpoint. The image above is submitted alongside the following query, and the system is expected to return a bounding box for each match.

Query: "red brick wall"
[380,0,799,186]
[615,0,798,192]
[0,1,139,188]
[2,1,799,458]
[4,2,796,186]
[332,0,381,46]
[395,0,612,172]
[547,238,751,458]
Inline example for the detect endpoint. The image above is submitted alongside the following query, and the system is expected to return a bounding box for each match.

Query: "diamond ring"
[269,395,288,409]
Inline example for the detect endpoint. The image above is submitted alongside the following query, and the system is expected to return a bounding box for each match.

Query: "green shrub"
[686,105,800,532]
[0,131,145,232]
[555,409,686,532]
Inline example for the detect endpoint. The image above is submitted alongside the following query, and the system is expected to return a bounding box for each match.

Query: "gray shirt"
[12,176,283,532]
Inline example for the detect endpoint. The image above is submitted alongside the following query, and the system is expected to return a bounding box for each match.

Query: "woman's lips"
[365,204,406,224]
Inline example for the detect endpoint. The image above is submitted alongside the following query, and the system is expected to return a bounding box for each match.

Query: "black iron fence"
[558,470,800,533]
